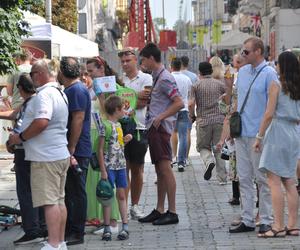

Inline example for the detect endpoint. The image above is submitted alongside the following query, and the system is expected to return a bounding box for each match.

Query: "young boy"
[98,95,132,241]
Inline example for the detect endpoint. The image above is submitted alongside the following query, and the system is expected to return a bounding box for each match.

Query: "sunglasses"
[118,50,135,57]
[241,49,252,56]
[29,71,39,78]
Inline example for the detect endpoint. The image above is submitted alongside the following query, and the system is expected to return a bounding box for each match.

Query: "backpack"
[102,119,124,152]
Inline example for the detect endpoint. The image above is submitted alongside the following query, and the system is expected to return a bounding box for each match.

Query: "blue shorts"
[107,168,127,188]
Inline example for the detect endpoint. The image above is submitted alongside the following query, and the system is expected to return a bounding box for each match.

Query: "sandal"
[102,231,112,241]
[285,227,300,236]
[117,229,129,240]
[257,228,286,238]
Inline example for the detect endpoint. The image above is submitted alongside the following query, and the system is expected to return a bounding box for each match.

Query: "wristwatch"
[255,133,263,140]
[19,132,26,142]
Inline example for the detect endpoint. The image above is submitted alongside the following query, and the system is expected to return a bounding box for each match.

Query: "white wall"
[277,9,300,56]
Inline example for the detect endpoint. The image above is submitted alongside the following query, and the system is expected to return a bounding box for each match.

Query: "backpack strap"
[102,119,113,152]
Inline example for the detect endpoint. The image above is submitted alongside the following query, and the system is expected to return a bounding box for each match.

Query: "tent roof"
[212,30,253,50]
[23,12,99,58]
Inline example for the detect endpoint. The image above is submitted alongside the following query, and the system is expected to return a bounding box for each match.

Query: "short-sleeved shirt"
[100,120,126,170]
[7,64,32,109]
[236,60,278,137]
[146,66,180,135]
[171,71,192,111]
[21,82,70,162]
[190,75,225,126]
[64,81,92,158]
[181,69,198,85]
[123,70,153,129]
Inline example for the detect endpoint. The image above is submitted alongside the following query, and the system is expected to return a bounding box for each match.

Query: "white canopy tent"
[212,30,253,50]
[23,12,99,58]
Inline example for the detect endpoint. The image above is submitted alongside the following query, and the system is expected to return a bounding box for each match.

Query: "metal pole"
[162,0,165,29]
[45,0,52,23]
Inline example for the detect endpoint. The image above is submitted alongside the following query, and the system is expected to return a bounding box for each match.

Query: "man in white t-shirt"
[171,58,193,172]
[180,56,198,166]
[118,48,152,219]
[9,59,70,250]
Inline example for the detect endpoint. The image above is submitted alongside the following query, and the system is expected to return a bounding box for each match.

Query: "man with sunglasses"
[9,59,70,250]
[229,37,278,235]
[118,48,152,220]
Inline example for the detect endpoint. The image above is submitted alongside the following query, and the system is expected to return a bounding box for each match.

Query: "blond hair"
[209,56,225,80]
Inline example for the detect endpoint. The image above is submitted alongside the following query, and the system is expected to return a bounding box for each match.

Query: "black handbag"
[90,152,100,171]
[229,65,267,138]
[229,111,242,138]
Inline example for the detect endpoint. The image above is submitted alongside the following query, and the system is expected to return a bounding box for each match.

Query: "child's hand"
[101,170,108,180]
[123,134,133,143]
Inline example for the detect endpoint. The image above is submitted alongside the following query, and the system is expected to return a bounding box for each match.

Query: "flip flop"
[285,227,300,236]
[257,228,286,238]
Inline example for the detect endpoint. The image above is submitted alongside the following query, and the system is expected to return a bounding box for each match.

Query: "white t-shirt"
[22,82,70,162]
[171,71,192,111]
[123,70,153,130]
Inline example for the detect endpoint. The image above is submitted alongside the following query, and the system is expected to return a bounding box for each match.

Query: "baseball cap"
[96,179,114,207]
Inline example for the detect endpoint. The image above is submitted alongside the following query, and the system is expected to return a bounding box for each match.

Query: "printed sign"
[93,76,116,95]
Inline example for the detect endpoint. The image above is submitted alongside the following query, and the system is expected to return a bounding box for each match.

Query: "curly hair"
[60,57,80,79]
[278,51,300,100]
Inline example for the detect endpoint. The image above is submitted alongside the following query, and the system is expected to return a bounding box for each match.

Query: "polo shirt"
[146,65,180,135]
[22,82,70,161]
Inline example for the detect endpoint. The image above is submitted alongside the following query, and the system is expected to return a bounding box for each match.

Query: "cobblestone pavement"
[0,134,299,250]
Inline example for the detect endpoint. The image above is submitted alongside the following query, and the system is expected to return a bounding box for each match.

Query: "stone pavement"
[0,142,300,250]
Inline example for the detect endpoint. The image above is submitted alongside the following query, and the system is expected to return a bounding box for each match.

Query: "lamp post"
[162,0,165,29]
[45,0,52,23]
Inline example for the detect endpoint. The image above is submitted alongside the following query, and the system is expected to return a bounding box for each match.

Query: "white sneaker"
[59,241,68,250]
[40,242,60,250]
[93,224,119,235]
[186,158,192,166]
[130,204,145,220]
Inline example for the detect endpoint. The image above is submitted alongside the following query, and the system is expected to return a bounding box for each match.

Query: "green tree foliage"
[0,0,42,75]
[31,0,78,33]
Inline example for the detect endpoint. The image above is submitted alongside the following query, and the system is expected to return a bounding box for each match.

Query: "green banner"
[212,21,222,44]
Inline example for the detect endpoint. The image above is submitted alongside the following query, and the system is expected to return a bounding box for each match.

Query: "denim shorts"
[108,168,128,188]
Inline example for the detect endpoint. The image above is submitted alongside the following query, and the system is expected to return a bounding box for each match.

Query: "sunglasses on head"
[118,50,135,57]
[94,56,105,67]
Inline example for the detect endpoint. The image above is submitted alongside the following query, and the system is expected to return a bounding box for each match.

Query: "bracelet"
[255,133,263,140]
[19,132,26,142]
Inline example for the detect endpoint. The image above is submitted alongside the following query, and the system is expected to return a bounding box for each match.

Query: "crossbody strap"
[52,86,68,106]
[240,65,267,114]
[148,69,165,103]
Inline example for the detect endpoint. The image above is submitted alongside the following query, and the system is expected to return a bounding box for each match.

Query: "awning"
[23,12,99,58]
[212,30,253,50]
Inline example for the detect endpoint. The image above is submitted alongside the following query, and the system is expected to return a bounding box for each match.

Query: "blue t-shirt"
[64,81,92,158]
[236,60,279,137]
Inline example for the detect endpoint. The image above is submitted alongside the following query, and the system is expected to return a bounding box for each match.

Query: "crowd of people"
[0,36,300,250]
